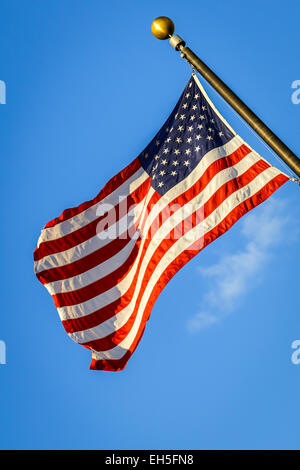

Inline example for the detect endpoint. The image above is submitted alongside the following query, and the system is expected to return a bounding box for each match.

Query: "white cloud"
[187,198,290,333]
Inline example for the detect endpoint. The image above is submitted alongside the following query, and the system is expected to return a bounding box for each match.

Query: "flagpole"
[151,17,300,179]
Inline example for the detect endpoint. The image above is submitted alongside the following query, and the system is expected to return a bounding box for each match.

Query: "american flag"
[34,75,288,371]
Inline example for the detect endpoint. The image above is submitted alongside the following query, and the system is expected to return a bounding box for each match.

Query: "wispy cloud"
[187,198,290,333]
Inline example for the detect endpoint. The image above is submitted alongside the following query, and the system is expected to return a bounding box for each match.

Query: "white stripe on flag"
[37,167,148,245]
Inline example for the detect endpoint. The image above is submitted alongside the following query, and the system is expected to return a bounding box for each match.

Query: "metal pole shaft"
[178,45,300,178]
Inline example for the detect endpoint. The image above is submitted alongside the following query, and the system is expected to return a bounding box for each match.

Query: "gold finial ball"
[151,16,175,40]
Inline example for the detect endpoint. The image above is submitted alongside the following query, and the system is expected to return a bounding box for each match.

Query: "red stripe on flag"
[36,231,136,285]
[52,238,142,307]
[34,177,150,261]
[42,157,142,229]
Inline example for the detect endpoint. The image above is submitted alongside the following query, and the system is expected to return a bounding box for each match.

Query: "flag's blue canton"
[139,76,234,196]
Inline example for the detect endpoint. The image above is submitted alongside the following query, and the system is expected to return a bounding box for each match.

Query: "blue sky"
[0,0,299,450]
